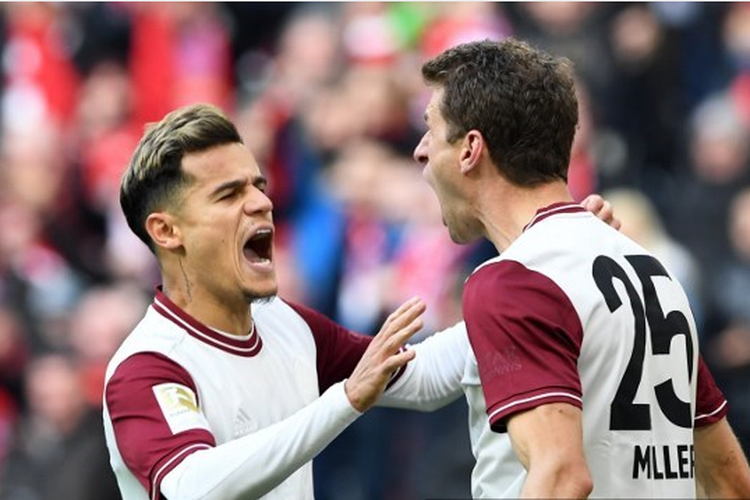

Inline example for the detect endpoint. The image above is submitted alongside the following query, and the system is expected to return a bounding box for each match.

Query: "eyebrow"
[210,175,268,198]
[210,179,244,198]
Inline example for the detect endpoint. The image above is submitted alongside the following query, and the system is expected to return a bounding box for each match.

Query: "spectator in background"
[666,91,750,305]
[0,197,83,354]
[67,283,148,408]
[605,3,687,192]
[0,2,79,134]
[724,2,750,123]
[0,353,120,500]
[706,187,750,453]
[235,6,341,224]
[602,188,702,326]
[0,306,28,474]
[509,3,617,116]
[420,2,512,60]
[128,3,234,124]
[69,60,151,285]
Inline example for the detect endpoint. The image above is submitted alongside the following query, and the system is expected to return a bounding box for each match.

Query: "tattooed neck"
[179,258,192,302]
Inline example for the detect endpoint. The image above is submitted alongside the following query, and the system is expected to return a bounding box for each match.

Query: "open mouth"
[243,228,273,264]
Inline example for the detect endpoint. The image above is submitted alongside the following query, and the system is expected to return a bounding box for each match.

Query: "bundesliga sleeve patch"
[153,383,211,434]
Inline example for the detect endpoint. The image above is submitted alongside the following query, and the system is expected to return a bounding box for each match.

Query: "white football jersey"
[103,290,381,500]
[462,203,727,498]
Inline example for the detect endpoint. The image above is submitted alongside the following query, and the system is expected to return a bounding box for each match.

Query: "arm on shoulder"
[507,402,593,498]
[695,416,750,498]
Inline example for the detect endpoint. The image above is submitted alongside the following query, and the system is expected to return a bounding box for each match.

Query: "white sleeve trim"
[695,399,727,422]
[160,381,359,500]
[152,443,212,500]
[488,391,582,422]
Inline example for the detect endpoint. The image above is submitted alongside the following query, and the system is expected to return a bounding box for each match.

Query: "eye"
[219,189,239,201]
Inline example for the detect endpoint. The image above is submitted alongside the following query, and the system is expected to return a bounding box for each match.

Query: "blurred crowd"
[0,3,748,499]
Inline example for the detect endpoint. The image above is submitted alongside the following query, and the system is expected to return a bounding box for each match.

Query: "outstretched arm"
[695,417,750,498]
[160,297,426,500]
[379,321,468,411]
[107,298,426,500]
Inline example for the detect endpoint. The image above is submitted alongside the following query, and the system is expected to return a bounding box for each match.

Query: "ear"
[459,130,484,175]
[145,212,183,251]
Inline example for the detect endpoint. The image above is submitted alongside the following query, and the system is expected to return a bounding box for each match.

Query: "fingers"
[383,315,424,352]
[581,194,603,213]
[610,215,622,230]
[597,201,614,222]
[382,296,424,329]
[374,298,425,350]
[582,194,622,230]
[344,298,425,412]
[596,200,622,230]
[376,296,425,335]
[381,347,417,373]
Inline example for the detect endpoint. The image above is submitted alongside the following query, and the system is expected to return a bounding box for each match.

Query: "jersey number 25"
[593,254,694,431]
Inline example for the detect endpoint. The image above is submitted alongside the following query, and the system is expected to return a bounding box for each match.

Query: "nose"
[244,187,274,216]
[413,134,428,165]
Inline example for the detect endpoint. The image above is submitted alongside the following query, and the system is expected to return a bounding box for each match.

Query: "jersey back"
[462,204,727,498]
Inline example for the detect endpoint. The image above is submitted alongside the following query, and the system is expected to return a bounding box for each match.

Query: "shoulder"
[465,259,573,315]
[105,305,188,382]
[464,259,583,350]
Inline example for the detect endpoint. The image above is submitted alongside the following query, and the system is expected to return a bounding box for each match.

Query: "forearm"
[160,381,359,500]
[378,322,467,411]
[695,418,750,498]
[520,463,593,499]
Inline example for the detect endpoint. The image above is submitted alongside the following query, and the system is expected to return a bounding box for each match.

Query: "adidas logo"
[233,408,257,438]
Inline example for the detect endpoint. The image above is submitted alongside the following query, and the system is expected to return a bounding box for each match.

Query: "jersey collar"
[523,202,586,232]
[151,287,263,357]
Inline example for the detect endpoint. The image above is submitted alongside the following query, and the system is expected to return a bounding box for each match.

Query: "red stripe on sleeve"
[105,352,216,497]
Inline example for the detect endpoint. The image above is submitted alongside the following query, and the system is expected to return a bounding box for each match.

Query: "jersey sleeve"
[287,301,406,393]
[463,260,585,432]
[105,352,216,498]
[379,321,467,411]
[695,355,728,426]
[160,380,360,500]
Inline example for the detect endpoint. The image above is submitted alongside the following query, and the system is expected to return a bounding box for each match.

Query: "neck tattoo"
[179,258,193,303]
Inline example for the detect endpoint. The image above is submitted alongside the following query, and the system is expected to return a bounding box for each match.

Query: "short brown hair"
[421,38,578,186]
[120,103,243,252]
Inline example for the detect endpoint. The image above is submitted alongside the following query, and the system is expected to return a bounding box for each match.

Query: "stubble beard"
[250,293,277,305]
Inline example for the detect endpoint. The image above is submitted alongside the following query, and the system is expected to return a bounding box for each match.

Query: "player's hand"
[581,193,621,230]
[344,297,425,413]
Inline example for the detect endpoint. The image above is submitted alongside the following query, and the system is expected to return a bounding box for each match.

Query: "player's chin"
[447,226,471,245]
[244,279,278,303]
